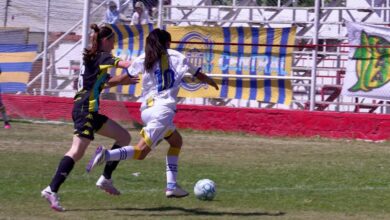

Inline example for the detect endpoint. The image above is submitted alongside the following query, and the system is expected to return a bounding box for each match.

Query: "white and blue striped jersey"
[128,49,200,111]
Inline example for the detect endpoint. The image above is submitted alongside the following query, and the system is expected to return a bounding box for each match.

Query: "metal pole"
[78,0,91,91]
[32,1,106,62]
[157,0,164,28]
[3,0,9,27]
[81,0,91,55]
[41,0,50,95]
[27,39,82,87]
[309,0,321,111]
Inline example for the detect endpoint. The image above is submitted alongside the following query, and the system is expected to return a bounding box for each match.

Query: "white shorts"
[140,105,176,149]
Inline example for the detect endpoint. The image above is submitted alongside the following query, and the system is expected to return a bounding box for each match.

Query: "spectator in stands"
[130,1,151,25]
[86,28,219,199]
[151,7,158,20]
[104,1,130,24]
[41,24,139,212]
[0,70,11,129]
[104,1,121,24]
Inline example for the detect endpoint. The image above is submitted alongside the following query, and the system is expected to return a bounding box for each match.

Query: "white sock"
[107,146,135,161]
[166,155,178,189]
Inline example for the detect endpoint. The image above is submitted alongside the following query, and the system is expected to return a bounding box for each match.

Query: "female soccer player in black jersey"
[41,24,139,212]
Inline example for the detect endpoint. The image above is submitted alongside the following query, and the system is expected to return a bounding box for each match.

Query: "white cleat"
[41,186,65,212]
[166,184,189,198]
[86,145,106,173]
[96,175,121,196]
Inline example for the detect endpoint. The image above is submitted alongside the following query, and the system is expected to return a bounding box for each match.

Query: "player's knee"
[66,150,85,162]
[118,131,131,146]
[172,136,183,148]
[167,132,183,148]
[137,154,147,160]
[111,127,131,146]
[136,145,151,160]
[176,139,183,148]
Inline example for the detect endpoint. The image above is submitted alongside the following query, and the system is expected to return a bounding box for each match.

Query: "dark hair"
[144,28,171,71]
[83,24,114,63]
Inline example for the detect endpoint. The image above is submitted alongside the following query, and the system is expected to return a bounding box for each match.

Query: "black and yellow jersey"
[73,52,120,113]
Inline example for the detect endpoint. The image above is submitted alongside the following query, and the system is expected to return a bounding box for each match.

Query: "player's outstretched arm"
[195,72,219,90]
[105,67,139,88]
[105,60,140,88]
[106,74,140,88]
[117,60,132,69]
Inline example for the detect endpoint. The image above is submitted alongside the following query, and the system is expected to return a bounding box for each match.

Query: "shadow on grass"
[69,206,286,217]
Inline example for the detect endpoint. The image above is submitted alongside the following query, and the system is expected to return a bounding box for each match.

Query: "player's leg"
[86,134,151,172]
[86,106,171,171]
[42,135,91,212]
[103,105,171,161]
[94,118,131,195]
[164,130,189,198]
[42,111,95,211]
[106,138,151,161]
[0,97,10,129]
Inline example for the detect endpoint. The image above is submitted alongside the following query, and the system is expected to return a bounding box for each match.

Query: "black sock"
[102,144,121,179]
[49,156,75,192]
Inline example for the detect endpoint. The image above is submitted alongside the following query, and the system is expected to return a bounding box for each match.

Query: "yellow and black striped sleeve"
[99,53,121,70]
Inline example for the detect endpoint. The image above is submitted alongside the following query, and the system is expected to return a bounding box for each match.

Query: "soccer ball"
[194,179,216,201]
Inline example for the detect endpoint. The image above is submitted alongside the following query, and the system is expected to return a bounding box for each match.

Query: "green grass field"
[1,121,390,219]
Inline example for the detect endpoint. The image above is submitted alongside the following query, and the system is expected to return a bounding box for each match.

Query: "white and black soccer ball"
[194,179,216,201]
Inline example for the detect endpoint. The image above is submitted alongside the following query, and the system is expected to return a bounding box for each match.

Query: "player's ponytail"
[83,24,114,63]
[144,28,171,71]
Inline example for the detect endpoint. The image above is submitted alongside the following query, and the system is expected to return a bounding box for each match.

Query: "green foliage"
[211,0,233,5]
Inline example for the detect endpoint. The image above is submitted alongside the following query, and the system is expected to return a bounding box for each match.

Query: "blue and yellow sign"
[0,44,37,93]
[107,24,295,105]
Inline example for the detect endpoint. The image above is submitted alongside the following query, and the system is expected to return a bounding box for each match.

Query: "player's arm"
[104,57,139,88]
[105,57,144,88]
[195,71,219,90]
[117,60,131,69]
[106,73,139,88]
[184,56,219,90]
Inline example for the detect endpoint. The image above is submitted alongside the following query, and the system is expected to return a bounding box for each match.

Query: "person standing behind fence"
[104,1,121,24]
[86,28,219,198]
[0,70,11,129]
[130,1,151,25]
[41,24,139,212]
[104,1,130,24]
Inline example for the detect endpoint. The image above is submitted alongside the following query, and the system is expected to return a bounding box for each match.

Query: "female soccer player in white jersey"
[87,28,219,198]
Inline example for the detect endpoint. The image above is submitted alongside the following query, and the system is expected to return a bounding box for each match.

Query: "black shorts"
[72,111,108,140]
